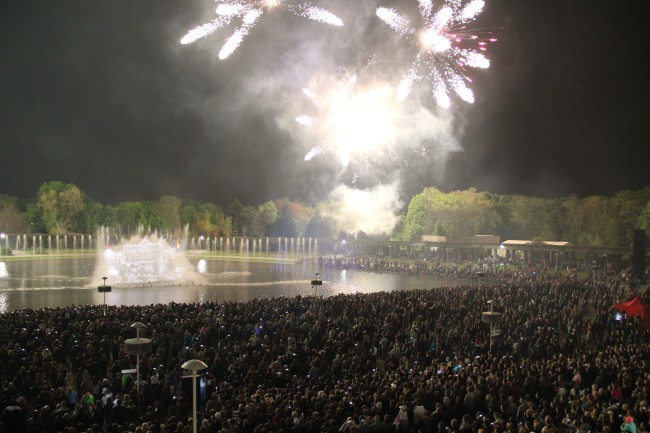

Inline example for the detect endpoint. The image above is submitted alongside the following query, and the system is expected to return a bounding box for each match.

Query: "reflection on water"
[0,258,462,313]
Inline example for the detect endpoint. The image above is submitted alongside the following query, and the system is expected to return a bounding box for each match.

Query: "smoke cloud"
[178,0,466,213]
[325,182,403,235]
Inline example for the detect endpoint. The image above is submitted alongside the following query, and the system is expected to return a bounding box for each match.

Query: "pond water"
[0,258,462,313]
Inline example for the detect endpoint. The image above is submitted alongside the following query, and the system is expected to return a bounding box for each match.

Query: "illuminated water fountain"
[93,228,202,286]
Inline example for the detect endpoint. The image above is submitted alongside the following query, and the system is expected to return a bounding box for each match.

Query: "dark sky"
[1,0,648,206]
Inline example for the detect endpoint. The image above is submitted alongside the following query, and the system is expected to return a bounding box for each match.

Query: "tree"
[270,205,297,237]
[400,191,432,241]
[287,200,312,236]
[486,192,513,239]
[37,181,86,234]
[180,204,198,232]
[157,196,181,231]
[226,200,258,236]
[509,195,561,241]
[304,213,335,238]
[256,201,278,235]
[116,201,148,233]
[195,202,223,236]
[0,196,27,233]
[80,202,116,234]
[638,202,650,233]
[612,188,650,246]
[213,210,233,237]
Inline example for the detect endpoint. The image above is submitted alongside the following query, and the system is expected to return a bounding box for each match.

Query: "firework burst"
[377,0,496,108]
[296,73,405,170]
[181,0,343,60]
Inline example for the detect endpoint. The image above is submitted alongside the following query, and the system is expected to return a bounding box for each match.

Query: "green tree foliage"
[227,200,245,236]
[638,202,650,233]
[270,205,297,237]
[2,180,648,247]
[256,201,278,235]
[37,182,86,234]
[401,187,649,247]
[227,200,258,236]
[0,195,27,233]
[400,191,432,241]
[613,188,650,245]
[116,201,148,232]
[400,188,499,240]
[272,198,311,236]
[508,196,562,241]
[180,202,231,237]
[304,213,335,238]
[214,210,233,237]
[24,202,45,233]
[194,203,216,236]
[157,196,181,230]
[80,202,116,234]
[288,201,311,236]
[179,204,198,231]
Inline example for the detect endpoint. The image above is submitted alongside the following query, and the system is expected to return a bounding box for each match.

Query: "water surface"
[0,258,460,312]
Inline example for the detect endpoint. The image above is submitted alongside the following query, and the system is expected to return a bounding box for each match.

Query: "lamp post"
[97,277,112,316]
[476,271,486,287]
[181,359,208,433]
[482,300,502,353]
[590,261,599,289]
[124,322,152,417]
[311,272,322,296]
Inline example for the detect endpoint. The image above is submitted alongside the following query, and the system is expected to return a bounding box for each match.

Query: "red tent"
[613,296,650,328]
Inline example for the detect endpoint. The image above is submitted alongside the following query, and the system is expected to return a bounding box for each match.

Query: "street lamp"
[476,271,486,287]
[97,277,112,316]
[311,272,322,296]
[181,359,208,433]
[590,261,599,289]
[482,300,502,353]
[124,322,152,417]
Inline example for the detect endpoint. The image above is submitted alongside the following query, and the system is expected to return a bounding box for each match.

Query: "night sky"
[1,0,648,207]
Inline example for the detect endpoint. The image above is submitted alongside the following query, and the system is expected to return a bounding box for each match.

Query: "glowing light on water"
[181,0,343,59]
[197,259,207,273]
[376,0,496,107]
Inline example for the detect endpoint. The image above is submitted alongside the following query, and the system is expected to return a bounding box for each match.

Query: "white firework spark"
[377,0,495,107]
[181,0,343,60]
[296,74,402,168]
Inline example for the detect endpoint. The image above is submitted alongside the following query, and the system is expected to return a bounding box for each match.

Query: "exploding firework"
[296,74,403,169]
[377,0,496,108]
[181,0,343,60]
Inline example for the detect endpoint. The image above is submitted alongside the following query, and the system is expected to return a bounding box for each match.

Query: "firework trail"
[181,0,343,60]
[377,0,496,108]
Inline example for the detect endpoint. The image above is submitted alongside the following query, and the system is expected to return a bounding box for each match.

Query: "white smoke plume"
[324,182,403,235]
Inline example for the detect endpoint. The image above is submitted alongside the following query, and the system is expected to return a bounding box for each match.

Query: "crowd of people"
[0,267,648,433]
[307,256,633,283]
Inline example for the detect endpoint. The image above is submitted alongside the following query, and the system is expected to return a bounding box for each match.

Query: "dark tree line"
[399,187,650,246]
[1,181,649,247]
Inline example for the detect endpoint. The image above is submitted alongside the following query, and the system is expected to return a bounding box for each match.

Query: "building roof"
[501,240,571,247]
